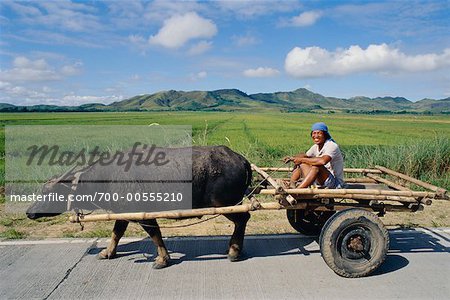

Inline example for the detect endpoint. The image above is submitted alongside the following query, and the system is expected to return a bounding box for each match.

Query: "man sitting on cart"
[284,122,345,189]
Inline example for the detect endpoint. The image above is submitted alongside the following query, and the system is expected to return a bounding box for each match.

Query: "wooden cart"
[70,164,448,278]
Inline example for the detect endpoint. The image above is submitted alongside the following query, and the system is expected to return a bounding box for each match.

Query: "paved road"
[0,227,449,300]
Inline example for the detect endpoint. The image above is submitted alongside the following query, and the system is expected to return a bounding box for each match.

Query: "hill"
[1,89,449,113]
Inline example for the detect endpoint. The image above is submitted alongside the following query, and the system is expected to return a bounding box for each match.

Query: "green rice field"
[0,112,449,239]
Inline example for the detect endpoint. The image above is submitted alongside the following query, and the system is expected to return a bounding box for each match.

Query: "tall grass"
[343,137,450,190]
[1,112,448,190]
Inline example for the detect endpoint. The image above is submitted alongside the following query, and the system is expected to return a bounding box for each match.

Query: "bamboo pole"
[375,165,448,198]
[69,202,308,223]
[279,177,377,183]
[344,168,382,174]
[363,175,432,205]
[251,164,284,193]
[69,203,263,223]
[69,200,416,223]
[293,193,420,203]
[345,178,377,183]
[259,167,293,172]
[365,173,410,191]
[251,164,297,205]
[259,188,435,198]
[259,167,382,174]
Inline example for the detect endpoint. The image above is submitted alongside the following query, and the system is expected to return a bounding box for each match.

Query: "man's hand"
[293,157,303,165]
[293,153,308,165]
[283,153,307,164]
[282,156,293,164]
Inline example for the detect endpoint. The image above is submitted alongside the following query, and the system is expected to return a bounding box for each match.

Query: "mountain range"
[1,88,449,113]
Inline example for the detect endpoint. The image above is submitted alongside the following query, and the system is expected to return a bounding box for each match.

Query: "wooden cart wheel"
[319,208,389,278]
[286,209,335,236]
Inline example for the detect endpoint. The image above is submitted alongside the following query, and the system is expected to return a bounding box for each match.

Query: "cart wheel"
[286,209,335,236]
[319,208,389,278]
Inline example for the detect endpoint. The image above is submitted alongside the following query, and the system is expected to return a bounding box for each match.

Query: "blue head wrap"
[311,122,333,141]
[311,122,328,132]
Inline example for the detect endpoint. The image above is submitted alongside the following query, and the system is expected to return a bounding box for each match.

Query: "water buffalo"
[26,145,252,268]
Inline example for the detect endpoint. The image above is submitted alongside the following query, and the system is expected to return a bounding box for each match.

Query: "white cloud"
[0,81,12,90]
[0,83,125,105]
[128,34,146,44]
[0,56,82,82]
[214,1,297,18]
[188,40,213,55]
[243,67,280,77]
[130,74,141,81]
[143,0,206,23]
[14,56,48,69]
[5,1,102,32]
[127,34,149,54]
[330,2,448,39]
[1,56,59,81]
[232,34,259,47]
[0,81,51,102]
[61,62,83,76]
[4,2,121,50]
[4,2,42,17]
[289,10,322,27]
[107,0,146,27]
[7,30,104,48]
[189,71,208,81]
[149,12,217,49]
[285,44,450,78]
[62,94,126,105]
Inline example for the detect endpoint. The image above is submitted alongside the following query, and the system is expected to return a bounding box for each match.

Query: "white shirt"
[306,139,344,185]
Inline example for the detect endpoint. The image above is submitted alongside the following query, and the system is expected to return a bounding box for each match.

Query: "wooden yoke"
[251,164,297,205]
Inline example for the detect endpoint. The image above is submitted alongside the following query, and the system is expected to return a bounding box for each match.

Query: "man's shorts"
[319,173,345,189]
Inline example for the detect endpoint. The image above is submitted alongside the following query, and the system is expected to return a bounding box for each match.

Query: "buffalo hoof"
[227,244,241,262]
[97,249,116,260]
[228,254,240,262]
[152,256,170,269]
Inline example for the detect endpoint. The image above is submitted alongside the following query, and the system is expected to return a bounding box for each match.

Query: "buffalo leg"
[98,220,129,259]
[139,219,170,269]
[224,212,250,261]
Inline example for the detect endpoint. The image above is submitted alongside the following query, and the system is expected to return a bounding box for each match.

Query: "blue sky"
[0,0,449,106]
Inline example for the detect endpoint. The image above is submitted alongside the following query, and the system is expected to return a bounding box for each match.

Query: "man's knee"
[309,165,320,174]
